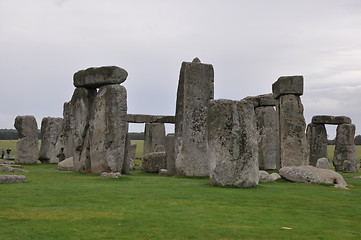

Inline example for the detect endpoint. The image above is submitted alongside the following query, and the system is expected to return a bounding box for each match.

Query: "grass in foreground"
[1,164,361,240]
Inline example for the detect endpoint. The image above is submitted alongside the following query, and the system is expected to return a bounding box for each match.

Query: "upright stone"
[39,117,63,163]
[306,123,328,166]
[333,124,357,172]
[57,102,74,159]
[89,84,128,174]
[143,123,166,155]
[175,58,214,176]
[273,76,309,167]
[164,134,176,175]
[14,115,39,164]
[207,99,259,187]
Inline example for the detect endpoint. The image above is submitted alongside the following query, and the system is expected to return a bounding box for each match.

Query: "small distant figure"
[1,149,4,159]
[56,147,66,162]
[6,148,11,159]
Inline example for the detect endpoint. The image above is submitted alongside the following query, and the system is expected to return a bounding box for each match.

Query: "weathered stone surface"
[143,123,165,155]
[306,123,328,166]
[333,124,357,172]
[124,142,136,172]
[0,175,27,183]
[100,172,121,178]
[140,152,167,173]
[57,102,74,159]
[57,157,74,171]
[279,166,348,189]
[272,76,304,99]
[278,94,309,167]
[316,157,330,169]
[244,93,277,108]
[73,66,128,88]
[126,114,175,123]
[255,106,279,170]
[259,171,281,183]
[2,165,28,172]
[89,84,128,174]
[164,134,176,175]
[312,115,351,125]
[207,99,259,187]
[14,115,39,164]
[39,117,63,164]
[175,59,214,176]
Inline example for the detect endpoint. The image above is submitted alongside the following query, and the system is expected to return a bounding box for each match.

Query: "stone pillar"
[39,117,63,163]
[175,58,214,176]
[272,76,309,167]
[143,123,165,155]
[14,115,39,164]
[333,123,358,172]
[306,123,328,166]
[164,134,176,175]
[207,99,259,187]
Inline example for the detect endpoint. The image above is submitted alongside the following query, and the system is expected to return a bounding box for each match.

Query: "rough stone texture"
[207,99,259,187]
[333,124,358,172]
[0,175,27,183]
[125,143,137,171]
[312,115,351,125]
[259,171,281,183]
[140,152,167,173]
[89,84,128,174]
[277,94,309,167]
[175,59,214,176]
[14,115,39,164]
[126,114,175,123]
[100,172,121,178]
[73,66,128,88]
[57,157,74,171]
[255,106,279,170]
[39,117,63,163]
[244,93,277,108]
[272,76,304,99]
[143,123,165,155]
[57,102,74,159]
[2,165,28,172]
[164,134,176,175]
[306,123,328,166]
[316,157,330,169]
[279,166,348,189]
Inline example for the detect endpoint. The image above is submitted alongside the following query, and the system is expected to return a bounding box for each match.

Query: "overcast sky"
[1,0,360,138]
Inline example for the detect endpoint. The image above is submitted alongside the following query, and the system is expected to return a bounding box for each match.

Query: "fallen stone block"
[0,175,27,183]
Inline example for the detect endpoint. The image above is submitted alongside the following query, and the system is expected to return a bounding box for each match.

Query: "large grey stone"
[57,157,74,171]
[333,124,358,173]
[140,152,167,173]
[207,99,259,188]
[39,117,63,163]
[0,175,27,183]
[126,114,175,123]
[259,171,281,183]
[316,157,330,169]
[14,115,39,164]
[277,94,309,167]
[279,166,348,189]
[255,106,279,170]
[312,115,351,125]
[306,123,328,166]
[175,59,214,176]
[2,165,28,172]
[164,134,176,175]
[272,76,304,99]
[244,93,277,108]
[73,66,128,88]
[143,123,165,155]
[89,84,128,174]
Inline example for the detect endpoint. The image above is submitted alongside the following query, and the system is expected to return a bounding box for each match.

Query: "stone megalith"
[14,115,39,164]
[272,76,309,167]
[143,123,165,155]
[164,134,176,175]
[175,58,214,176]
[140,152,167,173]
[89,84,128,174]
[207,99,259,188]
[333,123,358,173]
[57,102,74,159]
[39,117,63,163]
[306,123,328,166]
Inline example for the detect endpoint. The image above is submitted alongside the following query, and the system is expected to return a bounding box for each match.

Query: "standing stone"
[39,117,63,163]
[140,152,167,173]
[175,58,214,176]
[333,124,358,172]
[14,115,39,164]
[207,99,259,188]
[306,123,328,166]
[316,157,330,169]
[164,134,176,175]
[57,102,74,159]
[122,134,131,174]
[89,84,128,174]
[129,143,137,170]
[143,123,165,155]
[273,76,309,167]
[255,106,279,170]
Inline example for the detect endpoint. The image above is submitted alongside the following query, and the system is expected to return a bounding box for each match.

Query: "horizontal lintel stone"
[243,93,277,108]
[272,76,304,99]
[126,114,175,124]
[312,115,351,125]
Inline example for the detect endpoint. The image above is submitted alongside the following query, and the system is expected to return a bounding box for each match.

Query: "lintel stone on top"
[126,114,175,124]
[272,76,303,99]
[73,66,128,88]
[312,115,351,125]
[244,93,277,108]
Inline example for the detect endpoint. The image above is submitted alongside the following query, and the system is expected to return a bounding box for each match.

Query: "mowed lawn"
[1,141,361,239]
